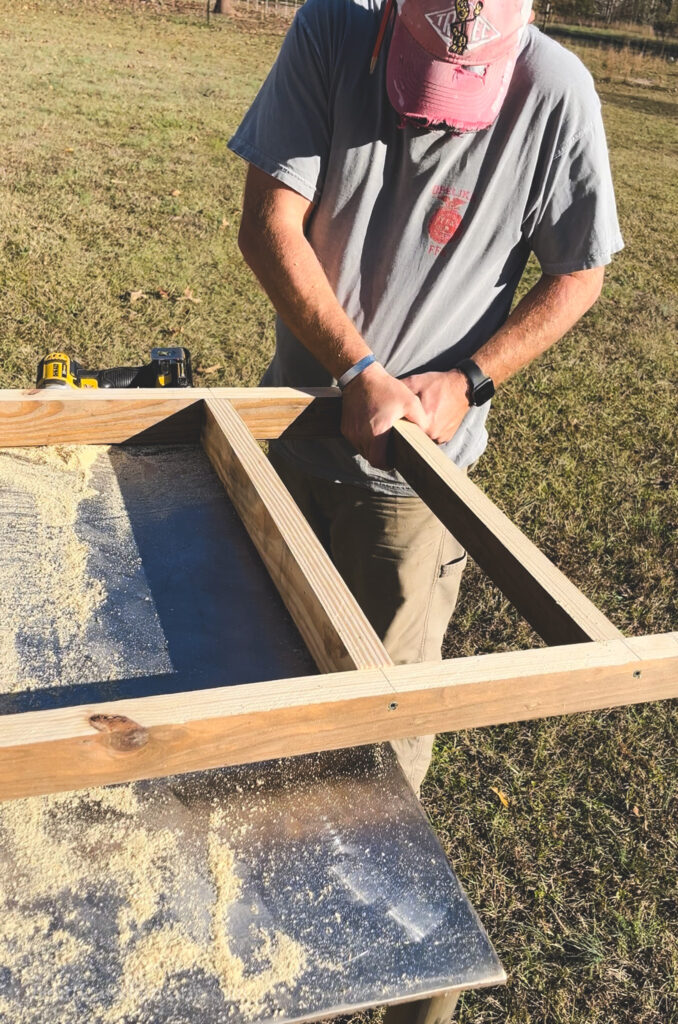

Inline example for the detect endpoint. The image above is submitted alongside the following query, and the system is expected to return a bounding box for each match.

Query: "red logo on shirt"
[428,186,471,254]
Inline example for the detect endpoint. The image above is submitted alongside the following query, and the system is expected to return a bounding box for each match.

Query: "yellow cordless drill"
[36,348,193,390]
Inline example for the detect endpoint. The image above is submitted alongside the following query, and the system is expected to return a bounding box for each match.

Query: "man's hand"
[239,167,432,470]
[400,266,606,448]
[239,167,607,470]
[341,362,430,469]
[400,369,471,445]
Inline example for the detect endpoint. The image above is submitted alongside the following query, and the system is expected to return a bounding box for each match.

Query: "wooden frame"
[0,387,676,801]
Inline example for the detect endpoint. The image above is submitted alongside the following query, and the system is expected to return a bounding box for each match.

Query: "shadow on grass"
[601,89,678,119]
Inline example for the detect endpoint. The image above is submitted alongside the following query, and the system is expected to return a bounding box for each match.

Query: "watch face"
[474,376,495,405]
[457,358,495,406]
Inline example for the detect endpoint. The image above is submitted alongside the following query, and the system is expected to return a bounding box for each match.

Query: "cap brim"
[386,17,518,132]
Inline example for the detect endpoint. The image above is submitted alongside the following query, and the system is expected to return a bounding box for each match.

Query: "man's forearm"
[473,268,605,386]
[238,188,369,381]
[239,168,605,460]
[402,267,605,444]
[238,167,429,468]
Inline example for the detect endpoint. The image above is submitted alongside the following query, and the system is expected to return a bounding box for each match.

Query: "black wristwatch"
[455,358,495,406]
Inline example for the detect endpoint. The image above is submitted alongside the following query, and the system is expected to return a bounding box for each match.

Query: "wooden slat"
[0,388,341,445]
[0,391,205,444]
[227,388,341,440]
[0,389,626,643]
[202,396,391,674]
[391,420,622,646]
[1,633,675,800]
[386,631,678,729]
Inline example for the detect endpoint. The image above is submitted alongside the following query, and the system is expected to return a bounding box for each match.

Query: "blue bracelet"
[337,353,376,390]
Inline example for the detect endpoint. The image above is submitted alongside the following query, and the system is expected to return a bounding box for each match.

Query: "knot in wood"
[89,713,149,752]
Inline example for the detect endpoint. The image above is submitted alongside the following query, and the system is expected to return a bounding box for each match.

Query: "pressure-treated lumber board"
[1,633,675,800]
[0,390,204,444]
[0,388,626,647]
[201,395,391,674]
[0,388,340,445]
[385,631,678,725]
[382,991,460,1024]
[224,387,341,439]
[391,420,622,646]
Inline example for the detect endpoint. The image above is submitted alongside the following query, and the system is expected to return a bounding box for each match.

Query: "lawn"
[544,22,678,58]
[0,2,676,1022]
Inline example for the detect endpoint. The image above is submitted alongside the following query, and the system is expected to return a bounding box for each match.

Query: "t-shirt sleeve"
[523,92,624,275]
[228,2,332,203]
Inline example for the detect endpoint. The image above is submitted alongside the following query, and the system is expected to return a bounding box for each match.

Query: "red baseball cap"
[386,0,533,133]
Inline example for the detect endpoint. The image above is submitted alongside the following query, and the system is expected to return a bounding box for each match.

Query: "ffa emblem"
[428,195,467,245]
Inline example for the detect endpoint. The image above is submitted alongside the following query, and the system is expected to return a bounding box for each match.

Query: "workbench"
[0,440,504,1022]
[0,747,505,1023]
[0,387,675,1022]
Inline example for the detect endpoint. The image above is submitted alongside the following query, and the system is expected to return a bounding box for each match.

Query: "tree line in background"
[535,0,677,35]
[213,0,677,40]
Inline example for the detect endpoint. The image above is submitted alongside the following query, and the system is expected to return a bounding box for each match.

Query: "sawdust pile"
[0,446,107,692]
[0,444,313,1018]
[0,785,309,1022]
[0,444,182,694]
[207,807,308,1015]
[105,925,207,1023]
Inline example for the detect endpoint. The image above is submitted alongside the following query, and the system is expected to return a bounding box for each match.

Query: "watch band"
[456,358,495,406]
[337,353,377,390]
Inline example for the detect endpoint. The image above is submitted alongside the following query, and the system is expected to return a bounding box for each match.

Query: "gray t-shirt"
[229,0,623,495]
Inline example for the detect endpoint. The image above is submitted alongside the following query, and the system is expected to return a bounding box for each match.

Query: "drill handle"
[89,366,151,388]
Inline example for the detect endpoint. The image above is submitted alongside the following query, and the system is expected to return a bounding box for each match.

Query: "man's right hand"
[340,361,430,470]
[238,167,428,468]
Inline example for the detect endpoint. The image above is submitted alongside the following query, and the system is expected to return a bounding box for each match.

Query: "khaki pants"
[269,449,467,793]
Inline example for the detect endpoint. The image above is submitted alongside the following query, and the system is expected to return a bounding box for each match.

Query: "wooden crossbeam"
[391,421,622,646]
[0,387,340,445]
[0,388,635,646]
[201,396,391,674]
[1,386,673,805]
[1,633,675,800]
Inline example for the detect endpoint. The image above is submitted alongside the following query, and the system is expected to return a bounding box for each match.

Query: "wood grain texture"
[3,387,671,805]
[391,420,622,646]
[382,991,461,1024]
[0,388,341,445]
[1,634,675,800]
[202,396,392,674]
[0,389,625,642]
[384,632,678,732]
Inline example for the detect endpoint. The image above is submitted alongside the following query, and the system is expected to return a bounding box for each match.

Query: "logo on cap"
[425,1,499,55]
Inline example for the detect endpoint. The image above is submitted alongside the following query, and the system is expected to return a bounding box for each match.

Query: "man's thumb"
[404,393,430,433]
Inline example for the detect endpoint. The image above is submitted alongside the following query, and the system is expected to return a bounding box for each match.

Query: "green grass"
[1,3,676,1022]
[0,0,284,388]
[544,22,678,57]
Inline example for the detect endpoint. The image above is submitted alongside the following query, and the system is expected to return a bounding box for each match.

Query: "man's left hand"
[401,369,471,445]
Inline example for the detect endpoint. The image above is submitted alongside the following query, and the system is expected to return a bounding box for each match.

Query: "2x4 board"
[0,386,676,801]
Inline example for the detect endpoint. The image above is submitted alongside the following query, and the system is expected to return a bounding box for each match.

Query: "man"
[228,0,623,791]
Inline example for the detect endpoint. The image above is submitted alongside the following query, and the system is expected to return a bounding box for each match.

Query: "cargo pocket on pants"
[439,549,466,577]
